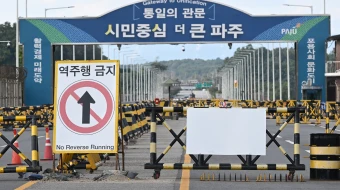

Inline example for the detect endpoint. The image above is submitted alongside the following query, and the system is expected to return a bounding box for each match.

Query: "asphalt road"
[0,128,54,190]
[2,118,339,189]
[176,90,211,100]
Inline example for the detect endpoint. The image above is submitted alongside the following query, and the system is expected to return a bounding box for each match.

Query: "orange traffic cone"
[7,129,24,165]
[41,127,54,161]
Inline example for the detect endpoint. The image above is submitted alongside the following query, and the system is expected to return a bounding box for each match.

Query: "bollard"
[310,133,340,180]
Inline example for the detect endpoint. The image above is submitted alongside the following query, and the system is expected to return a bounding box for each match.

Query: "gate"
[145,106,305,179]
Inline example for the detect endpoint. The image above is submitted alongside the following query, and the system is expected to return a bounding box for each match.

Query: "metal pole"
[241,60,244,100]
[324,0,326,14]
[287,43,291,100]
[253,51,256,100]
[247,55,250,100]
[61,45,63,60]
[257,49,260,100]
[84,45,86,60]
[127,63,130,102]
[26,0,28,17]
[279,43,282,100]
[272,44,275,100]
[132,62,134,102]
[122,53,125,102]
[72,45,75,60]
[267,48,270,100]
[261,47,264,101]
[143,67,146,100]
[16,0,19,68]
[93,45,95,60]
[250,53,253,100]
[238,64,240,99]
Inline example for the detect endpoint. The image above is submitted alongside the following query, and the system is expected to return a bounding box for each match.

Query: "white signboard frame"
[186,108,266,155]
[53,60,119,154]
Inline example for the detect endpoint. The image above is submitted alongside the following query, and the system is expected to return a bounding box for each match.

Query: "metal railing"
[0,66,26,107]
[326,61,340,74]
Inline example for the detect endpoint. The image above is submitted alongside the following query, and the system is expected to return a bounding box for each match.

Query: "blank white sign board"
[186,108,266,155]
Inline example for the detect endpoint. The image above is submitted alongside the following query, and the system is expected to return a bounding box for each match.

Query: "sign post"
[53,60,120,154]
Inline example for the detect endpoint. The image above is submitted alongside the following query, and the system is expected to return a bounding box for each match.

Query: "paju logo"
[281,23,301,35]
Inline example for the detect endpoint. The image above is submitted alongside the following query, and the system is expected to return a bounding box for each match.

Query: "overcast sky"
[1,0,339,62]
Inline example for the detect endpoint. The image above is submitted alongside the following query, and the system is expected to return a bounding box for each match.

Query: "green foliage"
[0,22,23,66]
[208,86,219,98]
[150,56,168,71]
[146,58,225,81]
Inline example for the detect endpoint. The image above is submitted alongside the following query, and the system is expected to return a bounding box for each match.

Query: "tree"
[150,56,168,71]
[0,22,22,66]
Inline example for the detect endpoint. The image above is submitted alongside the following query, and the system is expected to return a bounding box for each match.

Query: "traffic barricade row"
[144,106,305,180]
[55,102,153,173]
[0,105,54,130]
[0,116,42,175]
[157,99,324,124]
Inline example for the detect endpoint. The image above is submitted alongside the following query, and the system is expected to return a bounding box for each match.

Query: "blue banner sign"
[19,0,330,105]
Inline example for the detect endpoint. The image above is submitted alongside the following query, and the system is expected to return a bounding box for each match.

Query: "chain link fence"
[0,65,27,107]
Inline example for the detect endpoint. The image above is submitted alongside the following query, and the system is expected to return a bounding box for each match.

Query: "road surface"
[6,118,338,190]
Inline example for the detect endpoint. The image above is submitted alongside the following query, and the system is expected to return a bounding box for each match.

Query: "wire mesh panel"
[0,66,26,107]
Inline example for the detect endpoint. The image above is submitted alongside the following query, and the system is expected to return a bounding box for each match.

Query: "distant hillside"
[149,58,225,80]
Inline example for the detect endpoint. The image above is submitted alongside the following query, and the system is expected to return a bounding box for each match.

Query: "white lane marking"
[305,150,310,153]
[0,145,7,148]
[285,140,294,144]
[38,136,45,138]
[272,134,282,138]
[311,124,340,131]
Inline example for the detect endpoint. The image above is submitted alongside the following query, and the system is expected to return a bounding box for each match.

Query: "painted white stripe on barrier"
[38,136,44,138]
[305,150,310,153]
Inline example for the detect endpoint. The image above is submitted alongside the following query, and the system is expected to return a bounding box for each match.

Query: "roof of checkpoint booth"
[18,0,331,106]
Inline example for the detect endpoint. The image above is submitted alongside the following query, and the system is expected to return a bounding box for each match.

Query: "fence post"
[31,116,39,168]
[150,108,157,164]
[294,107,300,166]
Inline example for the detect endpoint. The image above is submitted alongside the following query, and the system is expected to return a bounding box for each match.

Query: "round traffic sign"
[58,80,114,134]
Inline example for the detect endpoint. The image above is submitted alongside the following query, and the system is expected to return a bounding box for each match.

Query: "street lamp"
[0,41,11,47]
[16,0,19,68]
[45,6,75,17]
[283,4,313,14]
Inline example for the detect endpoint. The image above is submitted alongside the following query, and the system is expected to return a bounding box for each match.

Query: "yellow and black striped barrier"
[309,134,340,180]
[0,116,42,174]
[326,102,340,133]
[0,105,54,130]
[55,102,153,173]
[144,106,305,179]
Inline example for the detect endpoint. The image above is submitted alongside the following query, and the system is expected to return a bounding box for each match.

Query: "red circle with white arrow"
[58,80,114,134]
